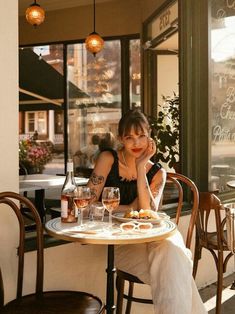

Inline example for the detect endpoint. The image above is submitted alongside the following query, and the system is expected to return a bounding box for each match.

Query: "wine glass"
[73,186,91,227]
[102,187,120,229]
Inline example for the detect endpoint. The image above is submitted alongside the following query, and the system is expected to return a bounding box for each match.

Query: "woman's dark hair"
[118,109,150,137]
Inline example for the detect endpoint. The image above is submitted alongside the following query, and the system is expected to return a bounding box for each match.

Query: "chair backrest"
[224,203,235,253]
[165,172,199,249]
[196,191,225,250]
[0,192,44,303]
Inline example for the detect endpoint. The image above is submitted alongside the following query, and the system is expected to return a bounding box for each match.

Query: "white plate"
[112,212,170,224]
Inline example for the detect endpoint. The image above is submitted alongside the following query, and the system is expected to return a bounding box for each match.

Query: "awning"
[19,48,89,111]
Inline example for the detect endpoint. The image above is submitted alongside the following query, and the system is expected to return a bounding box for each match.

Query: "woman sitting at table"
[87,109,207,314]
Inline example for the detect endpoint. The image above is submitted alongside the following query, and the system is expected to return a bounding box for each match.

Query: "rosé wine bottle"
[61,160,77,223]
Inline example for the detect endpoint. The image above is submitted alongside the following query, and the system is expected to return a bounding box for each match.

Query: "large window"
[19,36,140,175]
[209,0,235,192]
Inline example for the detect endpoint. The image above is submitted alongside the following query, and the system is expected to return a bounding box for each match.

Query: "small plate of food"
[112,209,170,224]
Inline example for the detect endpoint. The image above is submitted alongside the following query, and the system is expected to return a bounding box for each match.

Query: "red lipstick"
[131,148,142,153]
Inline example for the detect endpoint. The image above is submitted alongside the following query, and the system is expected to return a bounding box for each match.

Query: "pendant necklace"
[121,150,136,180]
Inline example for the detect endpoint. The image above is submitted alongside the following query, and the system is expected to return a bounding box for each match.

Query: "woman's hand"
[136,138,156,169]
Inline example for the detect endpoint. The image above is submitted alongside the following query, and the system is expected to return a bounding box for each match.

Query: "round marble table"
[227,180,235,189]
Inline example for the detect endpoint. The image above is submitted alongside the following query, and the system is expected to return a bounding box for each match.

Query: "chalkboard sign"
[210,0,235,192]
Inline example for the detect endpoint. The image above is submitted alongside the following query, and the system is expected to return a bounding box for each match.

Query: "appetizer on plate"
[124,210,139,219]
[124,209,159,220]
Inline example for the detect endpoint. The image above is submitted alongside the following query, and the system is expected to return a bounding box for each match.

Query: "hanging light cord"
[85,0,104,56]
[93,0,96,33]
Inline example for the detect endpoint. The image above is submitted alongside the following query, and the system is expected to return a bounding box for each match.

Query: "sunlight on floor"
[203,284,235,313]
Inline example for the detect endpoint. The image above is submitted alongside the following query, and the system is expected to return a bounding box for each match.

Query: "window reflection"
[210,1,235,192]
[130,39,141,109]
[67,41,122,175]
[19,44,65,174]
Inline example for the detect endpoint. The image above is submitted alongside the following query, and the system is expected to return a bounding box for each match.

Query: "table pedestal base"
[106,245,116,314]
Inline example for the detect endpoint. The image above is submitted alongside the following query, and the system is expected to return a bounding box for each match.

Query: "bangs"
[123,119,148,136]
[118,109,150,137]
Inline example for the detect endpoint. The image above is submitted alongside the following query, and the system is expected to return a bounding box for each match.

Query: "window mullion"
[121,38,130,114]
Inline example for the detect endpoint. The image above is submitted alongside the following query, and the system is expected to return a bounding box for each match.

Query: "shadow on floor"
[199,273,235,314]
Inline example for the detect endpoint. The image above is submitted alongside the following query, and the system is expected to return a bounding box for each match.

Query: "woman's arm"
[87,151,114,202]
[149,168,166,210]
[115,199,138,213]
[137,166,166,211]
[136,139,166,210]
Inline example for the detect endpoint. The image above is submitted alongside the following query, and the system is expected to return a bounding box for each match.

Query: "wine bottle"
[61,160,77,223]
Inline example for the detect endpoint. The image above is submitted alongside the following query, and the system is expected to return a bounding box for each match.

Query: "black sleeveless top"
[103,149,162,205]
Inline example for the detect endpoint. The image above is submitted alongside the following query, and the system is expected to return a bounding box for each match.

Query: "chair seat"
[200,231,230,250]
[2,291,104,314]
[116,269,144,284]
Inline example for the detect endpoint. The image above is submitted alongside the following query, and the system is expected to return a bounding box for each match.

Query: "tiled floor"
[199,273,235,314]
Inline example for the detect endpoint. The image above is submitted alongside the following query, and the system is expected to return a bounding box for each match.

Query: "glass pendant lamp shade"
[25,1,45,27]
[85,0,104,56]
[85,31,104,56]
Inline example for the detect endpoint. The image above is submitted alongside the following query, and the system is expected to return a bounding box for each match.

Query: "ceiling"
[19,0,178,50]
[19,0,116,16]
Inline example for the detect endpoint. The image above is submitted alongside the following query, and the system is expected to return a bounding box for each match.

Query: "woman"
[87,110,207,314]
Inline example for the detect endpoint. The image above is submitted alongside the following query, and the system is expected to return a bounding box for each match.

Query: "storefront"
[143,0,235,203]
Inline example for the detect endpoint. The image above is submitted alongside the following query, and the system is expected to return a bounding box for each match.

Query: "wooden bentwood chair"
[0,192,104,314]
[115,172,199,314]
[193,192,235,314]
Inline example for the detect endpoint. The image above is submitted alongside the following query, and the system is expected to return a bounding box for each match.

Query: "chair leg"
[116,275,125,314]
[125,281,134,314]
[230,280,235,290]
[193,238,202,279]
[216,251,224,314]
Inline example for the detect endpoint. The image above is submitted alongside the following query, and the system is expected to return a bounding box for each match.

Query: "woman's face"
[121,124,150,157]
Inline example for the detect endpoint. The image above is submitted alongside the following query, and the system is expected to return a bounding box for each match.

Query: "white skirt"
[115,230,208,314]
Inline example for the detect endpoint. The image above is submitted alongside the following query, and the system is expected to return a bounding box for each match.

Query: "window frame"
[25,111,47,135]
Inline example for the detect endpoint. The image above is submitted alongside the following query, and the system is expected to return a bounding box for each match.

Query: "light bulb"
[25,3,45,27]
[85,32,104,56]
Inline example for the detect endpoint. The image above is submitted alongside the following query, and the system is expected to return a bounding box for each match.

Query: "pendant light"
[25,0,45,27]
[85,0,104,57]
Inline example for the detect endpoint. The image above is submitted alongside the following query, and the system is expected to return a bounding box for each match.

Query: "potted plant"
[149,93,180,170]
[19,138,53,174]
